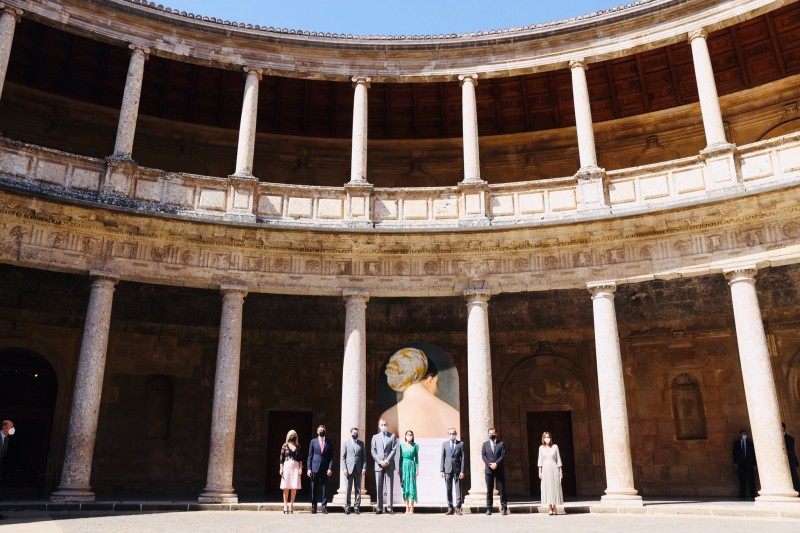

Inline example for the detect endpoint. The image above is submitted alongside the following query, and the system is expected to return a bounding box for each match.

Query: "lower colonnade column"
[334,289,371,504]
[198,285,248,504]
[587,282,642,506]
[462,288,494,505]
[725,268,799,504]
[51,273,119,502]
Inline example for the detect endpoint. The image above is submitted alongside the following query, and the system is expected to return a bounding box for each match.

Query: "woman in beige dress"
[279,429,303,514]
[537,431,563,515]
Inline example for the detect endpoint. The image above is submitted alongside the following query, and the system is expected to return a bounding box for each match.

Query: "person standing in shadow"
[783,422,800,493]
[482,427,508,515]
[732,429,757,500]
[307,424,334,514]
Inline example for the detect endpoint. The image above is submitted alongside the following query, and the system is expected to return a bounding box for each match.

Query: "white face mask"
[7,427,14,436]
[406,435,413,442]
[449,434,457,442]
[742,435,748,441]
[380,425,388,432]
[544,437,551,444]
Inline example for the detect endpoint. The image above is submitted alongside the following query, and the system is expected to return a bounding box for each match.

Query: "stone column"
[463,288,494,503]
[198,285,248,504]
[233,67,263,178]
[0,3,23,100]
[689,29,729,149]
[725,268,799,503]
[587,282,642,506]
[570,59,601,173]
[112,44,149,160]
[51,273,118,502]
[334,290,370,503]
[459,74,482,184]
[349,76,371,184]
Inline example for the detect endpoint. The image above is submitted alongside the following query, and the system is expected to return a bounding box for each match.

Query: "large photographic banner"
[376,342,460,505]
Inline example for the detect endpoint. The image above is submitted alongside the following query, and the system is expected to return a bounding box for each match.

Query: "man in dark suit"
[307,424,334,514]
[732,429,757,500]
[481,427,507,515]
[370,418,398,514]
[0,420,14,521]
[783,422,800,493]
[440,427,466,515]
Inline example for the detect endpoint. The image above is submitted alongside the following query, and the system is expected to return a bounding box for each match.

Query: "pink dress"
[280,443,303,490]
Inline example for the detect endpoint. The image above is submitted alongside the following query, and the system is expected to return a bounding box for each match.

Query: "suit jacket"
[481,440,507,475]
[785,433,800,468]
[307,437,334,474]
[342,438,367,475]
[371,432,398,472]
[0,434,8,462]
[732,438,757,467]
[440,439,466,475]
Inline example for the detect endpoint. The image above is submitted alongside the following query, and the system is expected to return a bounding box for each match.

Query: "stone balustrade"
[2,133,800,231]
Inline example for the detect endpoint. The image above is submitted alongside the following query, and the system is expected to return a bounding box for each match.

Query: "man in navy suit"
[783,422,800,493]
[307,424,334,514]
[732,429,757,500]
[481,427,507,515]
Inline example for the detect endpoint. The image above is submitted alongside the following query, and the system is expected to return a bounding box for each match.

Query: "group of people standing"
[278,418,565,515]
[732,423,800,500]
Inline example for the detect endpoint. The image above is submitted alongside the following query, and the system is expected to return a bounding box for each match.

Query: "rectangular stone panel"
[464,193,482,215]
[350,196,366,217]
[404,199,428,220]
[740,153,774,181]
[374,199,398,220]
[70,168,102,191]
[0,152,31,176]
[778,145,800,173]
[163,181,194,208]
[257,194,282,216]
[35,160,68,186]
[673,168,706,194]
[609,179,636,204]
[639,174,670,199]
[549,188,577,211]
[198,188,226,211]
[134,179,162,203]
[519,192,545,214]
[433,198,458,219]
[490,195,515,216]
[287,197,313,218]
[232,187,251,210]
[318,198,343,219]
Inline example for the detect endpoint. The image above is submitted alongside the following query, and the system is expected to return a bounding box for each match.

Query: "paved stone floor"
[0,510,799,533]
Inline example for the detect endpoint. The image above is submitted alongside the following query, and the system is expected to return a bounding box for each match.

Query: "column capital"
[0,4,24,22]
[569,58,588,71]
[220,284,248,297]
[243,66,264,80]
[128,43,151,59]
[88,271,119,286]
[724,267,758,285]
[588,281,617,300]
[351,75,371,88]
[688,28,708,43]
[464,288,490,304]
[458,73,478,86]
[343,289,370,303]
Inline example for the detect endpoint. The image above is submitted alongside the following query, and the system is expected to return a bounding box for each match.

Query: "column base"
[463,490,488,506]
[50,487,96,503]
[755,489,800,505]
[331,488,372,505]
[198,490,238,504]
[601,491,643,506]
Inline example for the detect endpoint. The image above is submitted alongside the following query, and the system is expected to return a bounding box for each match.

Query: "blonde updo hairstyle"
[385,347,439,392]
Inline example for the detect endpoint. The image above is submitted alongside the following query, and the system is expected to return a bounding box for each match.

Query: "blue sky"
[159,0,620,35]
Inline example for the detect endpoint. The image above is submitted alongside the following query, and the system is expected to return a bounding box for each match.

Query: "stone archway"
[498,354,602,498]
[0,348,58,494]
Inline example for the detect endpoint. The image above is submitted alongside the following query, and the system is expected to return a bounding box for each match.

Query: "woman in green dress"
[399,429,420,514]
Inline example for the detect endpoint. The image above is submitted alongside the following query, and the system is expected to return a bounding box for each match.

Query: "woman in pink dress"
[279,429,303,513]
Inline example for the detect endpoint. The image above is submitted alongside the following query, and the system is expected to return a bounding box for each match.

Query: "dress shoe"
[354,508,360,515]
[321,508,328,514]
[311,508,317,514]
[456,508,462,515]
[387,508,394,515]
[375,510,383,515]
[345,506,351,515]
[502,508,509,515]
[445,508,454,515]
[486,509,492,515]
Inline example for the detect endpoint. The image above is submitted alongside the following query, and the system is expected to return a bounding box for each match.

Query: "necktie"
[742,441,746,457]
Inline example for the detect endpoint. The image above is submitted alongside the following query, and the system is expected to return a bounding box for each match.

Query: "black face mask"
[318,430,326,437]
[489,434,497,440]
[289,436,297,442]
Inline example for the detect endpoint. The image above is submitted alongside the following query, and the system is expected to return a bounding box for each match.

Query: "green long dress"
[399,442,419,502]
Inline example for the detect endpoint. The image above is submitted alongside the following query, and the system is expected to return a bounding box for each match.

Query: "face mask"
[380,425,387,432]
[7,428,14,436]
[544,438,551,444]
[352,434,359,440]
[449,434,456,442]
[318,430,326,437]
[741,435,747,441]
[489,434,497,440]
[406,435,413,442]
[289,436,297,442]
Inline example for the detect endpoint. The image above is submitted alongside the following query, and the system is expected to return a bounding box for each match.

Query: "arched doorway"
[0,348,58,495]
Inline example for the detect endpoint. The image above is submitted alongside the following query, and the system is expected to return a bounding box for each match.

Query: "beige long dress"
[537,444,564,505]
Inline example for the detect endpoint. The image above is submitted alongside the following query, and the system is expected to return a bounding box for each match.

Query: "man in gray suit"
[341,426,367,515]
[370,418,398,514]
[440,427,466,515]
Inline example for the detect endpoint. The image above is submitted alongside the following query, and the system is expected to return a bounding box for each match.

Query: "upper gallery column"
[459,74,483,184]
[51,273,118,502]
[0,3,23,100]
[349,76,371,184]
[335,289,369,501]
[112,44,149,160]
[233,67,263,178]
[587,282,642,505]
[463,288,494,503]
[569,59,601,173]
[688,29,729,149]
[199,285,248,503]
[725,268,799,503]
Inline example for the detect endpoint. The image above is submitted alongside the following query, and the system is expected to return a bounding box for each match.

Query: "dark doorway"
[527,410,577,499]
[265,410,313,496]
[0,348,58,495]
